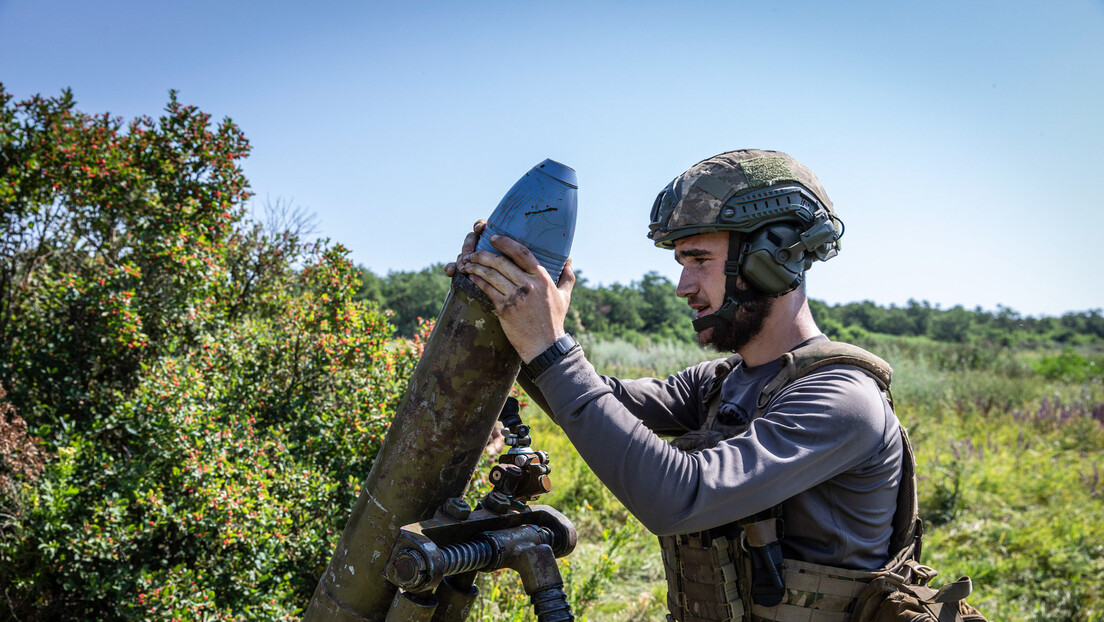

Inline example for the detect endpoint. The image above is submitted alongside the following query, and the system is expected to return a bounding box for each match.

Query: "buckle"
[906,561,939,585]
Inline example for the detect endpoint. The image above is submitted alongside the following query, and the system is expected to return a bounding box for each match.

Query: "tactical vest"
[660,341,925,622]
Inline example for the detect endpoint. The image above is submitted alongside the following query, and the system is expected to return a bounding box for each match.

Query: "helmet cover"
[649,149,836,248]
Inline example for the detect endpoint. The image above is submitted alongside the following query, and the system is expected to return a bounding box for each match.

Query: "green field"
[468,336,1104,622]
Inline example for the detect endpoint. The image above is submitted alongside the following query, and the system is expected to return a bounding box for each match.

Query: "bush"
[1032,348,1103,383]
[0,87,427,620]
[0,244,425,620]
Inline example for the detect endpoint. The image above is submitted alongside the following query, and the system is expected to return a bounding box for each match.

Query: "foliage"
[354,264,450,337]
[0,384,46,530]
[580,336,711,380]
[909,396,1104,621]
[355,264,697,343]
[1,84,261,438]
[1032,348,1103,383]
[2,248,423,620]
[566,271,695,344]
[810,299,1104,347]
[0,87,425,620]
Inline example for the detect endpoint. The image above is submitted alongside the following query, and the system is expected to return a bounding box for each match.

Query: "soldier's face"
[673,232,774,352]
[674,232,730,335]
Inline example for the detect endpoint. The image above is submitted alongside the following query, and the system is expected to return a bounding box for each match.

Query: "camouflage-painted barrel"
[304,160,577,621]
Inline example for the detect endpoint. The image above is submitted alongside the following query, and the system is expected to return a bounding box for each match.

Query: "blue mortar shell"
[475,159,577,284]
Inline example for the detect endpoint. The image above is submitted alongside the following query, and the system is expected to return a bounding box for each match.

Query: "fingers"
[462,221,486,256]
[557,259,575,307]
[446,220,489,277]
[462,254,524,298]
[488,235,544,277]
[558,258,576,292]
[460,239,547,307]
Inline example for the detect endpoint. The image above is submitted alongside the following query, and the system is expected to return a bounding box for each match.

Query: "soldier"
[448,150,908,622]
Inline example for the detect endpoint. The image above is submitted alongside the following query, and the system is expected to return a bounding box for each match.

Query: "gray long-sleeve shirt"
[526,339,903,570]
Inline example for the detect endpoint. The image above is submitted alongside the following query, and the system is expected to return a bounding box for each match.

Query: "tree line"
[354,266,698,343]
[355,265,1103,347]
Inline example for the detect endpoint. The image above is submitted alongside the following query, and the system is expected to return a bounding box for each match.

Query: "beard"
[699,285,774,353]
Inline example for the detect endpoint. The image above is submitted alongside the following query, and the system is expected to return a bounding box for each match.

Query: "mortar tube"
[304,275,521,621]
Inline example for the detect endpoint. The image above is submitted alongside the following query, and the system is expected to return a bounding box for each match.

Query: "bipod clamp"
[382,397,577,621]
[482,397,552,514]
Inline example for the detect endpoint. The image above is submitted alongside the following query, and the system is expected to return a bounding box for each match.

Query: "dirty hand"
[458,234,574,364]
[444,220,487,278]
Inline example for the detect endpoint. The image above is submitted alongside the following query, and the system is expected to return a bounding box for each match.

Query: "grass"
[471,336,1104,622]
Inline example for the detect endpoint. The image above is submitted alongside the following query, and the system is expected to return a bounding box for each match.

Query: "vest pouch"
[660,533,745,622]
[740,518,785,607]
[850,573,988,622]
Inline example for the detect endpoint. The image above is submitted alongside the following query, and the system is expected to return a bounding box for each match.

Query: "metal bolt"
[482,491,512,514]
[392,550,429,589]
[441,497,472,521]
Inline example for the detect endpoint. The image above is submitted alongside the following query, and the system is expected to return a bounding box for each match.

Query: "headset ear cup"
[739,225,806,294]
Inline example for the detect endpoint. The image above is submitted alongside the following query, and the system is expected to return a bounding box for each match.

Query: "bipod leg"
[510,543,574,622]
[385,590,437,622]
[431,572,478,622]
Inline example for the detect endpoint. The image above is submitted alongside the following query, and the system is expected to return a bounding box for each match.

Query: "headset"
[722,183,844,295]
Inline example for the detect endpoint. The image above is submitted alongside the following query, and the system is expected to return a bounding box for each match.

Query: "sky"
[2,0,1102,317]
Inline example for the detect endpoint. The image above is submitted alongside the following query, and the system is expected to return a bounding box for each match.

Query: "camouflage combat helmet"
[649,149,837,249]
[650,150,845,333]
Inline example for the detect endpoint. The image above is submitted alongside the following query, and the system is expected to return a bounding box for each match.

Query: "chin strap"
[692,295,740,332]
[691,233,746,333]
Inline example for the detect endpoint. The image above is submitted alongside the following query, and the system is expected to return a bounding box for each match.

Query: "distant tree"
[355,261,1104,347]
[354,265,384,305]
[904,299,933,336]
[563,271,606,335]
[602,283,646,335]
[927,305,974,343]
[637,271,694,340]
[1085,309,1104,340]
[836,300,877,334]
[379,264,450,337]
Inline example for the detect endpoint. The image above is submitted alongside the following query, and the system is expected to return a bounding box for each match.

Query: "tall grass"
[580,335,715,379]
[473,336,1104,621]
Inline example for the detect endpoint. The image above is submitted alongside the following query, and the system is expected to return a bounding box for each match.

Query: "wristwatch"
[521,334,578,381]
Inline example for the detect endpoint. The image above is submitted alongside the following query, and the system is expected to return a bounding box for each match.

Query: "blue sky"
[2,1,1102,316]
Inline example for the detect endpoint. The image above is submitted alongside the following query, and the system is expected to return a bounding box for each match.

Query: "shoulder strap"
[756,340,894,414]
[884,425,923,568]
[703,353,742,429]
[752,340,920,568]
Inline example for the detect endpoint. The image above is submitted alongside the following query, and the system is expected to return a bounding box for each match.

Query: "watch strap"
[522,334,578,381]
